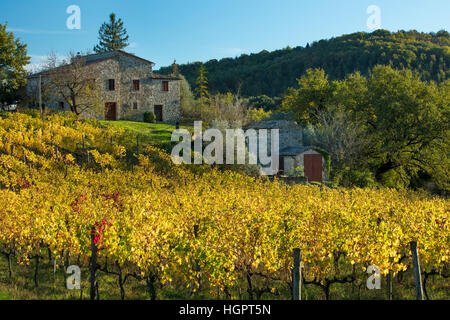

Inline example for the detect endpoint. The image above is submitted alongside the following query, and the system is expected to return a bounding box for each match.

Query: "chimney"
[71,52,83,64]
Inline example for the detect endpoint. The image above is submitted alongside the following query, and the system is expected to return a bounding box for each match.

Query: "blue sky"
[1,0,449,70]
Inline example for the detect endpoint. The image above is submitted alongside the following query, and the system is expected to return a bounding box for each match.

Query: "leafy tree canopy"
[0,23,30,104]
[283,65,449,193]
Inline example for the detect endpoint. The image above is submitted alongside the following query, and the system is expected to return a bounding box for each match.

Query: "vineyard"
[0,111,448,300]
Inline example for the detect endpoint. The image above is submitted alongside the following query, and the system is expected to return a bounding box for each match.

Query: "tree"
[195,64,209,104]
[157,30,450,98]
[45,53,102,116]
[281,68,334,124]
[208,92,247,125]
[362,66,449,189]
[25,52,59,109]
[306,108,371,170]
[93,13,129,53]
[0,23,30,104]
[179,74,197,119]
[287,65,449,192]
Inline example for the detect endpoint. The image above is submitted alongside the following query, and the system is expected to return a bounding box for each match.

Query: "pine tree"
[93,13,129,53]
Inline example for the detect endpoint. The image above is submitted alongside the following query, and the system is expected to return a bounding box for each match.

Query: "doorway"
[304,154,322,182]
[278,156,285,175]
[105,102,117,121]
[154,105,163,122]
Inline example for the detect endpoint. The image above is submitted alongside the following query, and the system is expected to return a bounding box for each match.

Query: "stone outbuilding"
[26,50,181,124]
[247,120,328,181]
[279,146,328,182]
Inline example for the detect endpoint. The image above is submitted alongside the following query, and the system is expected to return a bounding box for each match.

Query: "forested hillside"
[158,29,450,97]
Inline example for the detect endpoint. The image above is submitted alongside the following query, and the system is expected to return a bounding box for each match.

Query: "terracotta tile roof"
[150,73,181,80]
[27,64,74,78]
[279,146,315,156]
[248,120,300,129]
[82,50,155,66]
[115,50,155,65]
[27,50,156,78]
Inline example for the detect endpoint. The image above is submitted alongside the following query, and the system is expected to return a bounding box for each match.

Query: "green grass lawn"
[0,291,12,300]
[100,120,192,146]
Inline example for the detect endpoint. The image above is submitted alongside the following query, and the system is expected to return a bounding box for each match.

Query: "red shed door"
[304,154,322,182]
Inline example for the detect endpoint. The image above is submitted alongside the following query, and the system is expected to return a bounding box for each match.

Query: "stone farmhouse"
[27,50,181,123]
[248,120,328,182]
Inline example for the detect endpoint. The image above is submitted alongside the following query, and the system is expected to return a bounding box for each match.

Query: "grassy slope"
[99,121,191,146]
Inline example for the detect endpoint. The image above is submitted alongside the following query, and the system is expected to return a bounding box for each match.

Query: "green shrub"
[143,112,156,123]
[332,168,376,188]
[20,108,41,118]
[288,165,304,177]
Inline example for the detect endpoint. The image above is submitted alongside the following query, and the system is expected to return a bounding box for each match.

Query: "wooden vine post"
[387,271,393,300]
[292,248,301,300]
[410,241,424,300]
[194,224,201,293]
[136,134,139,153]
[90,227,98,300]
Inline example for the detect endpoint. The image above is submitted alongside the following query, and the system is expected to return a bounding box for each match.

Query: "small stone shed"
[279,146,327,182]
[247,120,327,181]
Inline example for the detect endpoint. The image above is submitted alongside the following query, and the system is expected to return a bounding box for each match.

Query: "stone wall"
[91,54,181,123]
[88,58,120,120]
[116,54,153,122]
[249,120,303,151]
[150,80,181,124]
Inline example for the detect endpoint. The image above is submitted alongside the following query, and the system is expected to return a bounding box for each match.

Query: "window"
[162,81,169,92]
[133,102,138,110]
[133,80,140,91]
[108,79,115,91]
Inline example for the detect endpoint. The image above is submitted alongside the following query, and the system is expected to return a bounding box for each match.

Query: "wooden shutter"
[133,80,140,91]
[162,81,169,92]
[109,79,115,91]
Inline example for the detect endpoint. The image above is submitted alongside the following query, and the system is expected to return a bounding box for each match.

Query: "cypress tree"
[94,13,129,53]
[195,64,209,104]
